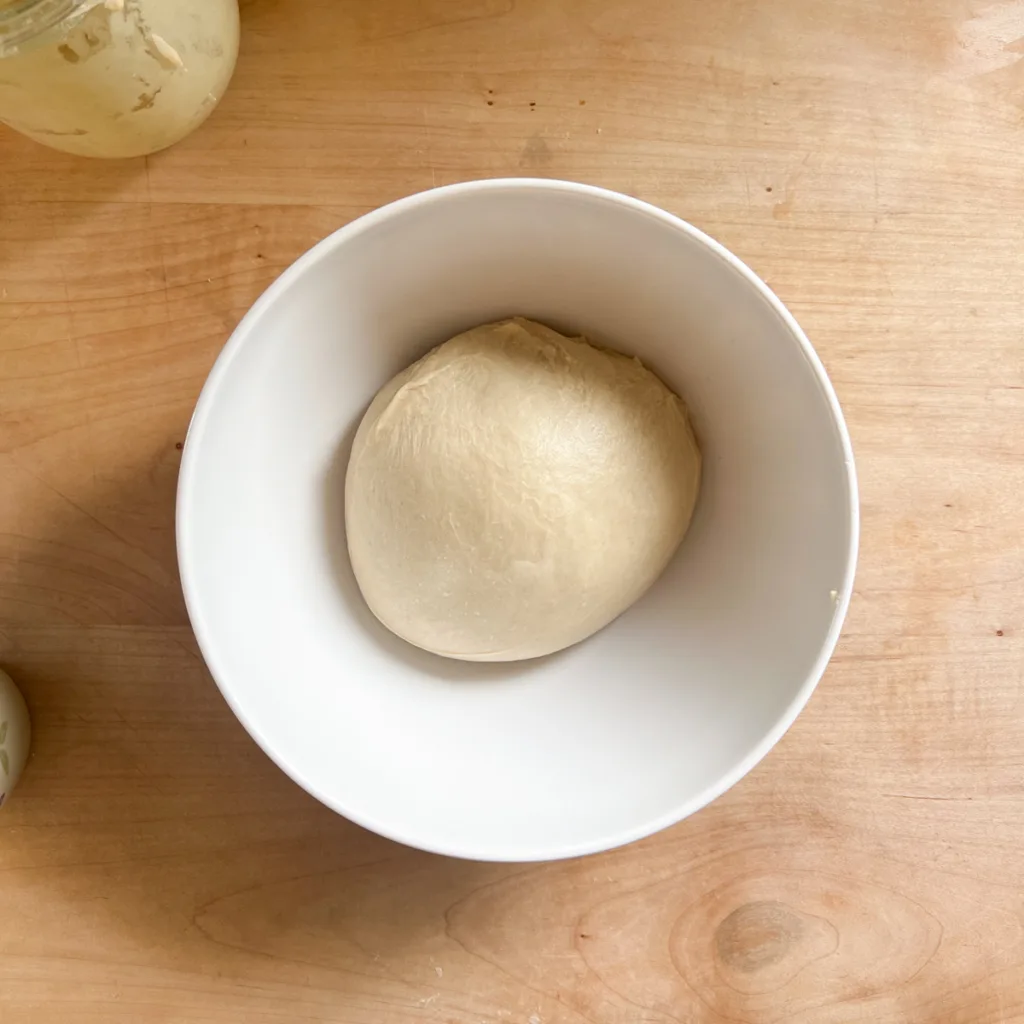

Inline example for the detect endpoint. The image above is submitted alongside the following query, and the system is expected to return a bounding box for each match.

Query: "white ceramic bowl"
[177,179,858,862]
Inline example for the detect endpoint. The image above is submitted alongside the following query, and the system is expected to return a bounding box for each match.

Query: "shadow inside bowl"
[321,420,567,684]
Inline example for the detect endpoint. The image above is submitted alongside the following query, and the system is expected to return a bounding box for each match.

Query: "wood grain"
[2,0,1024,1020]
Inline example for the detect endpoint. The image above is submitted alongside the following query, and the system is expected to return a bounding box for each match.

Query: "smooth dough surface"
[345,318,701,661]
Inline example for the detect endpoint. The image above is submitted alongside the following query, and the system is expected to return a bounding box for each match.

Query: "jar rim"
[0,0,82,55]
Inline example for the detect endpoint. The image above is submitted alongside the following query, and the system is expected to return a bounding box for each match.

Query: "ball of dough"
[345,317,701,662]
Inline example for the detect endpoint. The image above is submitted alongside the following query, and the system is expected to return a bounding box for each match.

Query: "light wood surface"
[2,0,1024,1020]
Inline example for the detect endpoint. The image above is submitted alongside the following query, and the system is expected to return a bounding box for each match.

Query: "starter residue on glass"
[0,0,239,157]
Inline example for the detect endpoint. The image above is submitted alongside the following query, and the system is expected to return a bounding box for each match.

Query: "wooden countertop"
[2,0,1023,1020]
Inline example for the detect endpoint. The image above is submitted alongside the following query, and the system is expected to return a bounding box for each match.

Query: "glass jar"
[0,0,239,157]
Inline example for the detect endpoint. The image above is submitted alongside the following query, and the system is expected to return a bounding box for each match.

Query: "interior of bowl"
[177,180,857,861]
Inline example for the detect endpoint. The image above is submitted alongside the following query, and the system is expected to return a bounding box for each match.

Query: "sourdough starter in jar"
[0,0,239,157]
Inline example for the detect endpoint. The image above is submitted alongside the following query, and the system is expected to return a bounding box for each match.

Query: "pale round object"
[345,317,702,661]
[0,668,31,809]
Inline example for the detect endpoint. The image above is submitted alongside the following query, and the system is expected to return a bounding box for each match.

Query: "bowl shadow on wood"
[0,445,527,1003]
[321,419,568,682]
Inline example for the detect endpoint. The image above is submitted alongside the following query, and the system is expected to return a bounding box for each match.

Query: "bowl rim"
[176,177,860,862]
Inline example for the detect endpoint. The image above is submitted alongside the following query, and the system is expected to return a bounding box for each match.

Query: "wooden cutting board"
[1,0,1022,1020]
